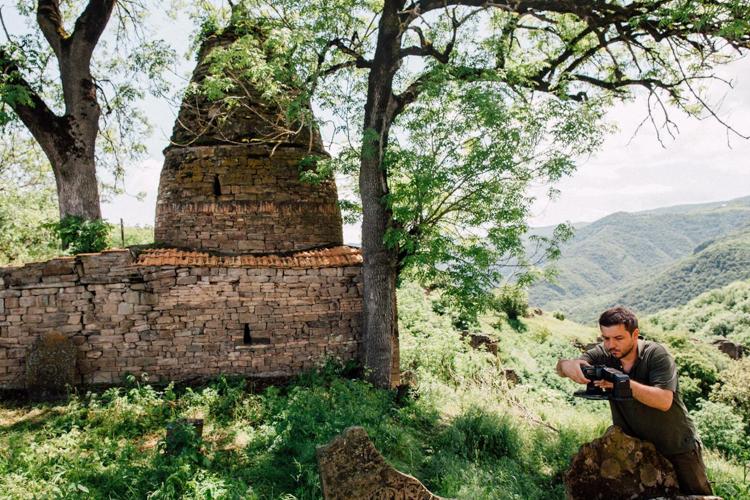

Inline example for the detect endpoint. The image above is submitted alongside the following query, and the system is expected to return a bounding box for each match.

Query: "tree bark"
[2,0,116,221]
[359,0,406,388]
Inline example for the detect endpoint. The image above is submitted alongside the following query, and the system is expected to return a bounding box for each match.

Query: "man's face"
[600,324,638,360]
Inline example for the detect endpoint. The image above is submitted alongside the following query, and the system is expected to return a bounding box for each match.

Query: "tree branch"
[70,0,117,58]
[36,0,67,57]
[0,49,67,167]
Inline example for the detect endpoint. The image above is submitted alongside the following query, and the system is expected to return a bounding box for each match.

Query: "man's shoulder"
[640,339,674,364]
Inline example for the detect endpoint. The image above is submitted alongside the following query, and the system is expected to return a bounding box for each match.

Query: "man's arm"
[556,358,590,384]
[631,381,673,411]
[594,379,673,411]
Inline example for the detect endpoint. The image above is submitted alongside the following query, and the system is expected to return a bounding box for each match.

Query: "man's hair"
[599,306,638,334]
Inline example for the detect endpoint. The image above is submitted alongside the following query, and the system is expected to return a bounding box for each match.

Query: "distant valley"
[529,195,750,323]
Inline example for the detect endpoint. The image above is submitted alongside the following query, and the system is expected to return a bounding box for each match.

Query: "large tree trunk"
[55,154,102,220]
[2,0,115,222]
[359,0,405,388]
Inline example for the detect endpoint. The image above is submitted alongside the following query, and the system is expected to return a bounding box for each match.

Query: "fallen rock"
[565,426,680,500]
[503,369,520,386]
[317,426,448,500]
[467,333,498,356]
[25,332,77,400]
[533,308,543,316]
[711,338,744,359]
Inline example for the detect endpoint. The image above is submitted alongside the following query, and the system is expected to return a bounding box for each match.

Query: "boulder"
[565,426,680,499]
[317,426,448,500]
[711,338,744,359]
[468,333,498,356]
[25,332,77,400]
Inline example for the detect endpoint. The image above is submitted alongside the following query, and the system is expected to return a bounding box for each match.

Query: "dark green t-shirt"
[580,339,698,456]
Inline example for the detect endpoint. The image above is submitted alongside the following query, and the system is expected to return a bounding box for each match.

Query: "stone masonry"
[155,143,343,253]
[0,23,367,390]
[154,25,342,254]
[0,247,362,388]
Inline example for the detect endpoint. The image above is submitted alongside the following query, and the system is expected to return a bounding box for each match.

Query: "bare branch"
[0,7,11,43]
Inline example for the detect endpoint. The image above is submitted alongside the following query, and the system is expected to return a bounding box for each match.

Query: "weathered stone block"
[565,426,680,499]
[317,427,445,500]
[25,332,77,400]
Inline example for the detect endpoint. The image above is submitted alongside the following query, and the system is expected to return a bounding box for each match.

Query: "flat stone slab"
[317,426,447,500]
[25,332,77,400]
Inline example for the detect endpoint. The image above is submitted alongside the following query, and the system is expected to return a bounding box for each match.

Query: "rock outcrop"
[712,338,744,359]
[317,426,446,500]
[565,426,680,499]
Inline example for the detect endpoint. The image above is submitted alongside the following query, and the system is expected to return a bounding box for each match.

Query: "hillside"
[530,195,750,320]
[644,278,750,346]
[544,229,750,323]
[1,282,749,499]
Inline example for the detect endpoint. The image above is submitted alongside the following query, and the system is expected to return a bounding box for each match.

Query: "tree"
[0,125,58,264]
[198,0,750,387]
[0,1,173,222]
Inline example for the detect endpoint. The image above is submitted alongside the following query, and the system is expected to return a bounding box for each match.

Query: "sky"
[6,4,749,241]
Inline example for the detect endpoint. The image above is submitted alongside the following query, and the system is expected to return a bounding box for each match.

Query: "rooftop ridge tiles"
[131,246,362,269]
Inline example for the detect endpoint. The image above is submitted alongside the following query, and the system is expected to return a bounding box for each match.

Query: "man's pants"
[666,442,713,495]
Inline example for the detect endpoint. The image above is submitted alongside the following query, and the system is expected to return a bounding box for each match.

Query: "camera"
[574,365,633,401]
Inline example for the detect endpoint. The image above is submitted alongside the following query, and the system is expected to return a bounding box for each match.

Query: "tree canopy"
[192,0,750,386]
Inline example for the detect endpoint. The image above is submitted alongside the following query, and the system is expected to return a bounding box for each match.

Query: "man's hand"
[556,359,591,384]
[594,380,614,390]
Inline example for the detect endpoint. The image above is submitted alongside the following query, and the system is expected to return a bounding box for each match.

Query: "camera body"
[574,365,633,401]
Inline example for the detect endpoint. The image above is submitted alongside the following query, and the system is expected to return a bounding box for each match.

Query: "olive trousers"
[666,442,713,496]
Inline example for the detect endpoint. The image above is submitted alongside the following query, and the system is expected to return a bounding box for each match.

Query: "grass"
[1,283,749,499]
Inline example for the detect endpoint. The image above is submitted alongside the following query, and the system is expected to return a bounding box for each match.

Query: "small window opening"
[213,174,222,196]
[243,324,252,345]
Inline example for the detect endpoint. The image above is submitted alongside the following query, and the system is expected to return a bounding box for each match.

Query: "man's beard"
[611,343,634,359]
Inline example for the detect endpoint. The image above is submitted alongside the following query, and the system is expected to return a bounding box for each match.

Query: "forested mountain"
[530,196,750,322]
[645,278,750,346]
[541,229,750,322]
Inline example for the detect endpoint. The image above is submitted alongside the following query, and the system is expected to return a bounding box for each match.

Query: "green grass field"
[1,282,748,499]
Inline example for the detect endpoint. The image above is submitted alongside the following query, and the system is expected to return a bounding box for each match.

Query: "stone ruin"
[0,26,365,390]
[317,427,446,500]
[155,25,343,254]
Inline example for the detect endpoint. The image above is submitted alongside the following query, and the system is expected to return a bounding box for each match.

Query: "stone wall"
[155,144,344,253]
[0,248,362,389]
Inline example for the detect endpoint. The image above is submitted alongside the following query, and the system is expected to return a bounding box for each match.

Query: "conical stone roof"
[154,24,343,254]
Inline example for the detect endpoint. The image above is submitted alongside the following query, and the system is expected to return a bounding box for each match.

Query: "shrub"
[692,400,747,459]
[48,215,112,254]
[673,350,719,398]
[553,311,565,321]
[678,376,703,411]
[711,358,750,426]
[495,285,529,321]
[437,406,522,461]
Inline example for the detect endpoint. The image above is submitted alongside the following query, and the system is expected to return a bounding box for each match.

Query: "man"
[556,306,712,495]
